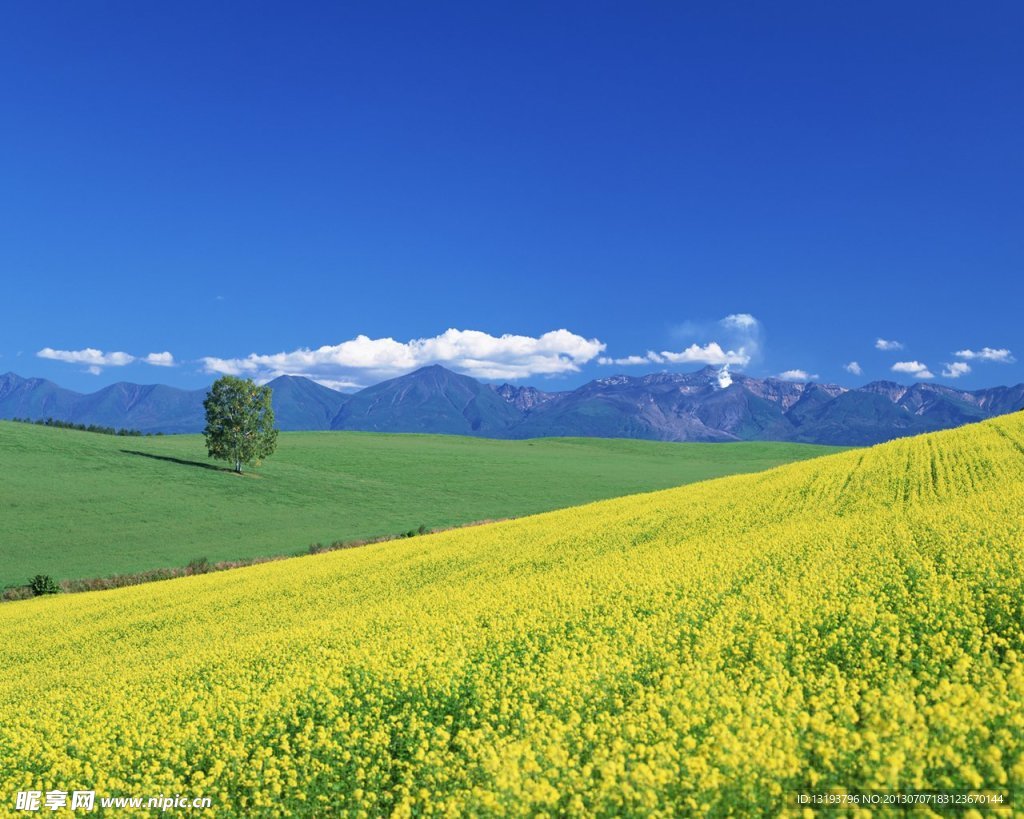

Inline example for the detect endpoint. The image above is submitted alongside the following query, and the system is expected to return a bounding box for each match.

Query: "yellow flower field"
[2,414,1023,816]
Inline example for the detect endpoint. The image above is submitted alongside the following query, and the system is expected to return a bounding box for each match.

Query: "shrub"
[186,558,211,575]
[2,585,34,602]
[28,575,60,596]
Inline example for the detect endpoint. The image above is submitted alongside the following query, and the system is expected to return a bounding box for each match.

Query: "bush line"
[8,417,162,437]
[2,519,509,602]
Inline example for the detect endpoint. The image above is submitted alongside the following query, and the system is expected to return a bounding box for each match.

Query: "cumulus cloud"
[597,352,665,366]
[601,314,761,370]
[599,344,748,367]
[660,342,750,366]
[201,328,606,384]
[720,313,763,363]
[941,362,971,379]
[954,347,1015,363]
[720,313,758,330]
[37,347,177,374]
[38,347,135,367]
[875,338,904,351]
[844,361,863,376]
[144,352,176,367]
[777,369,818,381]
[892,361,934,379]
[306,377,365,392]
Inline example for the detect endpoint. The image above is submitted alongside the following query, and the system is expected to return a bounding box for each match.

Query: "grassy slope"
[0,415,1021,814]
[0,421,840,587]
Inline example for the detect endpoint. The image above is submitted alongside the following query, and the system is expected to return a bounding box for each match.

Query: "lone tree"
[203,376,278,473]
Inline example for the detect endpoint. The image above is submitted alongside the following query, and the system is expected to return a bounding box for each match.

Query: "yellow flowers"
[2,415,1024,815]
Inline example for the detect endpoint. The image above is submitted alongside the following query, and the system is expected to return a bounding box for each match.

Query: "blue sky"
[2,2,1021,392]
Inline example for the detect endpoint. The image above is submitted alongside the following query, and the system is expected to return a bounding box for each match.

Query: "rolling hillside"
[0,421,837,588]
[1,414,1021,814]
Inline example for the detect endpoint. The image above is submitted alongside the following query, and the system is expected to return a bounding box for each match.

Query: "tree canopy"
[203,376,278,473]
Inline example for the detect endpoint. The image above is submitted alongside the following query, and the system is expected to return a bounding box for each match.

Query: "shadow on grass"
[119,449,238,474]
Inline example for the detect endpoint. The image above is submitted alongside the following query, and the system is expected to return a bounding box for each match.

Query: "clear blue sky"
[2,1,1021,391]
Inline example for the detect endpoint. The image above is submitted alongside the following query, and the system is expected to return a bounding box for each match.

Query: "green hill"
[0,421,840,588]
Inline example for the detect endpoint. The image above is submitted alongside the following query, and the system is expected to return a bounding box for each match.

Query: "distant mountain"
[0,372,348,434]
[3,366,1023,444]
[325,364,1024,445]
[512,368,1024,445]
[0,373,80,421]
[973,383,1024,416]
[507,368,809,442]
[0,373,209,433]
[70,382,208,434]
[508,370,736,441]
[265,375,349,431]
[330,365,521,435]
[786,382,994,446]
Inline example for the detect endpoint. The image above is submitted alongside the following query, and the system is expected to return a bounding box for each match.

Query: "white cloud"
[777,369,818,381]
[38,347,135,368]
[144,352,176,367]
[601,341,749,368]
[597,354,661,366]
[305,377,364,392]
[892,361,934,379]
[601,314,760,370]
[201,328,606,383]
[720,313,763,363]
[660,342,750,366]
[844,361,863,376]
[717,365,733,388]
[941,362,971,379]
[954,347,1015,363]
[721,313,758,330]
[875,338,904,351]
[37,346,177,374]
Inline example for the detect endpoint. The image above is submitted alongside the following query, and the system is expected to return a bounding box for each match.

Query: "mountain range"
[2,366,1023,445]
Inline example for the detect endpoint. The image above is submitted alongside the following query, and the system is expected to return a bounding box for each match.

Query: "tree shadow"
[119,449,236,474]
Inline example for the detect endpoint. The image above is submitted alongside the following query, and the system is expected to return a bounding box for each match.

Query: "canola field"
[1,414,1023,816]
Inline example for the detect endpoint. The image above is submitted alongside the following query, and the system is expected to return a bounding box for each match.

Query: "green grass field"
[0,420,842,588]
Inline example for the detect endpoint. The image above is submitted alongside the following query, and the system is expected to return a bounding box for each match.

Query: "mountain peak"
[401,364,476,384]
[330,364,520,435]
[492,383,565,412]
[861,381,910,402]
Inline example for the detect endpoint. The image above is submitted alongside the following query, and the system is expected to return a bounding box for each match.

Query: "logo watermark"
[14,790,212,812]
